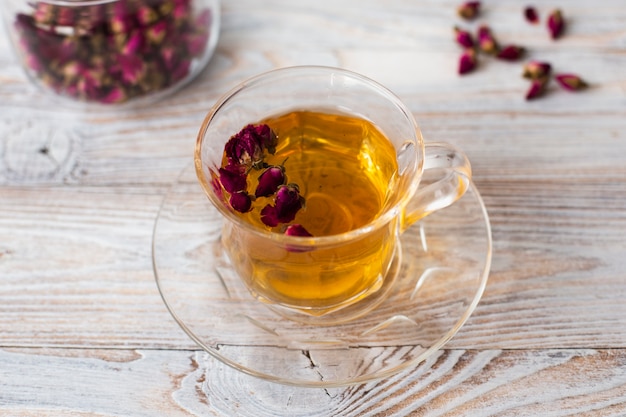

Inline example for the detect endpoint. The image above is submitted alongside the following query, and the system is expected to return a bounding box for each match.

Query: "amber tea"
[218,110,400,313]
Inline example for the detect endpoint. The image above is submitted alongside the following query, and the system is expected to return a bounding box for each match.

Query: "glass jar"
[2,0,220,105]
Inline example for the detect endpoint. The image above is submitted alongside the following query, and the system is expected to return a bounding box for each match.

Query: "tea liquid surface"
[239,110,398,236]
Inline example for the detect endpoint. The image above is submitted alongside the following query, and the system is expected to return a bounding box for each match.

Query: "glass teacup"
[195,66,471,317]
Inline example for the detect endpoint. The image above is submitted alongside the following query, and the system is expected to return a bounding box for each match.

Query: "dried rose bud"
[555,74,588,91]
[525,78,548,100]
[117,54,146,84]
[33,3,55,25]
[230,192,253,213]
[219,164,248,193]
[225,127,264,167]
[252,124,278,154]
[454,26,475,49]
[194,9,213,30]
[477,25,499,55]
[101,87,127,104]
[496,45,526,61]
[522,61,552,80]
[56,7,76,26]
[260,184,305,227]
[274,184,305,221]
[284,224,313,237]
[137,5,159,26]
[255,165,286,197]
[458,49,477,75]
[170,59,192,83]
[146,20,169,44]
[185,32,210,57]
[122,30,145,55]
[457,1,481,20]
[60,61,84,82]
[160,46,178,70]
[524,6,539,24]
[173,1,192,20]
[547,9,565,39]
[110,2,133,34]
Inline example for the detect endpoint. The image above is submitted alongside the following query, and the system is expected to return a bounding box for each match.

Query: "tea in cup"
[195,66,471,317]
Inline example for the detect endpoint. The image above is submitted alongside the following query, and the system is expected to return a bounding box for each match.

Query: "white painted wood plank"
[1,348,626,416]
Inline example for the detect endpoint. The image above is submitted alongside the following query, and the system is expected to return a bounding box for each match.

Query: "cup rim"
[195,65,423,247]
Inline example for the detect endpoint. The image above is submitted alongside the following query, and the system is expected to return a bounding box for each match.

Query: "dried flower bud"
[458,49,477,75]
[185,32,210,57]
[496,45,526,61]
[101,86,127,104]
[457,2,481,20]
[56,7,76,26]
[230,192,253,213]
[225,127,264,167]
[525,78,548,100]
[524,6,539,24]
[146,20,169,44]
[219,164,248,193]
[522,61,552,80]
[33,3,55,25]
[454,26,475,49]
[255,165,286,198]
[547,9,565,39]
[253,124,278,154]
[260,184,305,227]
[284,224,313,237]
[116,54,146,84]
[477,25,499,55]
[555,74,588,91]
[122,30,145,55]
[137,5,159,26]
[110,3,132,34]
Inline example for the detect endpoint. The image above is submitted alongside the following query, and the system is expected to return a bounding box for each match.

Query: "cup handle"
[401,142,472,231]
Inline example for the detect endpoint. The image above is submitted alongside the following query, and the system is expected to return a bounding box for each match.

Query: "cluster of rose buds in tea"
[217,124,312,237]
[13,0,212,104]
[455,2,588,100]
[523,61,588,100]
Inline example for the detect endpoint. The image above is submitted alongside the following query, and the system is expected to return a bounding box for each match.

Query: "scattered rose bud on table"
[458,49,478,75]
[547,9,565,39]
[496,45,526,61]
[524,6,539,24]
[555,74,588,91]
[457,1,481,20]
[525,78,549,100]
[454,26,475,49]
[477,25,499,55]
[523,61,552,79]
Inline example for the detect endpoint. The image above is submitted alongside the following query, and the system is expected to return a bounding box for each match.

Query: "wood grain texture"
[1,0,626,414]
[1,348,626,416]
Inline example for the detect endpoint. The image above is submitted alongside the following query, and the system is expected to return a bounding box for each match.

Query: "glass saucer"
[152,165,492,388]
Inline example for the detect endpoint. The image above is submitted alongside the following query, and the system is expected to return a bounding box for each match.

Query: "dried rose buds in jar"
[9,0,219,104]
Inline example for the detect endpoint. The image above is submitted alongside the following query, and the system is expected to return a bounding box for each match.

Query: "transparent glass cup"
[195,66,471,318]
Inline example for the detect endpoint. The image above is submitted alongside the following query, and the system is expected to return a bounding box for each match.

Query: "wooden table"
[2,0,625,415]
